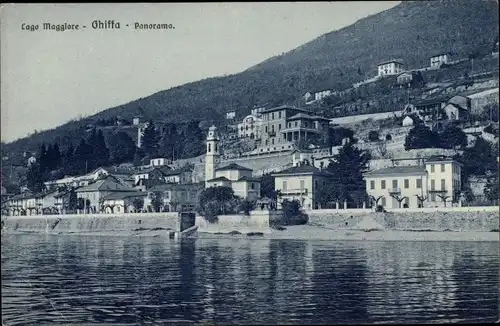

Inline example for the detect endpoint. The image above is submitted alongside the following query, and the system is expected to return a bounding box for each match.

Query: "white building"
[226,110,236,120]
[430,53,451,68]
[377,60,405,76]
[150,157,172,167]
[364,158,463,209]
[314,90,333,101]
[204,126,260,200]
[237,114,263,139]
[272,161,333,210]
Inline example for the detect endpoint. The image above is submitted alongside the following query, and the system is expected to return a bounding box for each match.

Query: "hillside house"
[150,157,172,167]
[377,59,404,76]
[237,114,263,139]
[465,88,499,114]
[272,161,333,210]
[226,110,236,120]
[303,92,313,103]
[314,90,333,101]
[411,95,450,126]
[430,52,452,68]
[132,166,171,185]
[397,72,414,85]
[364,157,462,209]
[443,103,470,121]
[164,166,193,184]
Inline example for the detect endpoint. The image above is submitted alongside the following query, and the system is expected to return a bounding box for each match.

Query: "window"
[430,179,435,190]
[441,179,446,191]
[305,122,308,128]
[295,121,298,127]
[265,140,268,145]
[416,178,422,188]
[441,164,445,172]
[431,164,435,173]
[300,180,305,191]
[251,183,255,190]
[288,122,291,128]
[381,197,386,206]
[265,126,268,133]
[272,125,275,132]
[392,180,398,189]
[381,180,386,189]
[404,179,409,189]
[278,124,282,130]
[278,111,282,119]
[282,181,287,191]
[208,143,211,152]
[272,113,275,120]
[370,180,375,190]
[271,139,274,145]
[431,193,436,202]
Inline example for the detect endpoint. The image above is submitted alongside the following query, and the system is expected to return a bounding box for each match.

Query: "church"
[205,126,261,200]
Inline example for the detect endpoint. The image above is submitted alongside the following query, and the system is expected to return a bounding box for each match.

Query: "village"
[1,49,499,217]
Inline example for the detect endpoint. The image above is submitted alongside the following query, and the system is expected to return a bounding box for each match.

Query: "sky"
[0,2,400,143]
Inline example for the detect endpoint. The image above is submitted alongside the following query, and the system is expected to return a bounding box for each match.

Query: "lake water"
[1,234,499,325]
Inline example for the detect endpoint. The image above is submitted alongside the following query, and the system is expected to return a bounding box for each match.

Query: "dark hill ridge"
[3,0,498,158]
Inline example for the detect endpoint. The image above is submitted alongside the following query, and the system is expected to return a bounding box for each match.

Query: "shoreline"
[3,225,499,242]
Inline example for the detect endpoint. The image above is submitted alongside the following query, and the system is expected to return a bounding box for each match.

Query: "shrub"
[281,199,309,225]
[368,130,380,142]
[238,199,256,215]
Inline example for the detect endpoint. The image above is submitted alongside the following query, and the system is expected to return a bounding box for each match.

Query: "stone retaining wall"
[2,213,179,233]
[307,208,499,232]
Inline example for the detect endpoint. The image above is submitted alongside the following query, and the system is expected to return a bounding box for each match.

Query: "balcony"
[280,188,308,196]
[388,188,401,194]
[429,189,447,193]
[268,131,276,137]
[280,126,321,134]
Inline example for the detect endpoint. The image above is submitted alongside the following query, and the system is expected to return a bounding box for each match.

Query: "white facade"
[364,159,462,209]
[150,158,171,167]
[377,61,404,76]
[430,54,450,68]
[314,90,333,101]
[237,115,263,139]
[226,111,236,120]
[402,116,415,127]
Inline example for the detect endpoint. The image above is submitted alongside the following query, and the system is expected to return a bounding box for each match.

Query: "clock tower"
[205,125,220,187]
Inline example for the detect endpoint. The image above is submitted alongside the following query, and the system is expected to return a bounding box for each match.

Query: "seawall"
[2,213,179,234]
[307,207,500,232]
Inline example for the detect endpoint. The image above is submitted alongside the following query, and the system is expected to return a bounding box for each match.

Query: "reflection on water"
[1,235,499,325]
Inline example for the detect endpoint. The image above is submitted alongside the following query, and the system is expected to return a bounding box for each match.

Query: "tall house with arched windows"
[205,125,220,186]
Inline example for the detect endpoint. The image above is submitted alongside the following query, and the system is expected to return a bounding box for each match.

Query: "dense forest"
[3,0,498,160]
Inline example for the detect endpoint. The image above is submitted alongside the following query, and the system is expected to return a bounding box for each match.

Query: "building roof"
[206,176,232,183]
[261,105,312,114]
[100,166,136,176]
[163,165,192,176]
[413,95,451,106]
[457,87,499,98]
[235,176,261,182]
[287,113,330,121]
[149,183,201,192]
[430,51,452,58]
[215,163,252,172]
[272,164,332,176]
[76,176,135,193]
[424,157,463,166]
[444,103,469,113]
[378,59,404,66]
[102,191,147,201]
[364,165,426,177]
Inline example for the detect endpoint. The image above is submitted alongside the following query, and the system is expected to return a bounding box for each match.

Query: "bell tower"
[205,125,220,187]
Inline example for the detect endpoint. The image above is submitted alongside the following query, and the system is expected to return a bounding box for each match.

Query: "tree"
[281,199,308,225]
[438,125,467,149]
[260,173,277,199]
[198,186,237,221]
[484,173,499,204]
[389,194,408,208]
[150,192,163,212]
[73,138,93,174]
[436,194,452,207]
[179,121,205,159]
[141,121,160,158]
[320,142,371,207]
[368,130,380,142]
[108,131,136,164]
[404,123,440,150]
[132,197,144,212]
[26,162,45,193]
[462,138,496,176]
[95,130,110,167]
[415,195,428,208]
[238,199,256,215]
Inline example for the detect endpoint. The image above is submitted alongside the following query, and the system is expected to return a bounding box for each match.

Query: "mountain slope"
[3,0,498,159]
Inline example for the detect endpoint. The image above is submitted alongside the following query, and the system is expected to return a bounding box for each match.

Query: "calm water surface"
[1,234,499,325]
